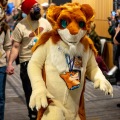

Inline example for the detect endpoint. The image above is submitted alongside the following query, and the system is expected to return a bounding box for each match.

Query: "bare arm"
[8,41,20,65]
[6,41,20,74]
[6,50,11,62]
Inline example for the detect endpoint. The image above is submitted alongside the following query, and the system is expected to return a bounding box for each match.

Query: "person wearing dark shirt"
[113,23,120,108]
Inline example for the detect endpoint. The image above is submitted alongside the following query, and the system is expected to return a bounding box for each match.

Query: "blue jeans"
[0,66,6,120]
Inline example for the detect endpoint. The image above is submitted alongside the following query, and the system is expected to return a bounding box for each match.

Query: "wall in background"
[73,0,113,38]
[51,0,71,5]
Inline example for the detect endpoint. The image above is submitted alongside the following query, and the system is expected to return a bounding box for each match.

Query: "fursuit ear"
[46,5,62,28]
[80,4,94,21]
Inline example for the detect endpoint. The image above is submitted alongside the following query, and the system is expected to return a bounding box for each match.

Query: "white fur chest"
[50,43,69,73]
[50,41,87,73]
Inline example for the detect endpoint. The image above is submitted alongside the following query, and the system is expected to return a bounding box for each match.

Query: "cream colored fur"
[27,38,113,120]
[27,3,113,120]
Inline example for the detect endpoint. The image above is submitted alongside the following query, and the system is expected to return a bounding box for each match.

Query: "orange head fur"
[32,2,97,55]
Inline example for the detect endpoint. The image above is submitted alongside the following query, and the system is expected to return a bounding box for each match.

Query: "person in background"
[41,2,49,18]
[113,22,120,84]
[112,9,120,87]
[108,11,118,67]
[113,21,120,108]
[13,9,27,65]
[5,2,15,32]
[6,0,52,119]
[12,9,26,29]
[108,10,120,65]
[108,11,116,41]
[88,22,109,73]
[115,9,120,28]
[0,1,12,119]
[88,22,118,85]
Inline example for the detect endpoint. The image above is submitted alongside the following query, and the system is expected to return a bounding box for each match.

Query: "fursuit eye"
[61,20,67,28]
[79,21,85,28]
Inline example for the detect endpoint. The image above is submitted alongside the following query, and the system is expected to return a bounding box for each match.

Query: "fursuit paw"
[94,79,113,97]
[29,87,54,111]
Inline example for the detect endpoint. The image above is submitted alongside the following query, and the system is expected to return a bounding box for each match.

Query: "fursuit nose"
[68,21,80,35]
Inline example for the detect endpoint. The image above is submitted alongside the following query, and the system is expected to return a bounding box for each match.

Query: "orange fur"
[31,30,61,52]
[37,99,53,120]
[31,31,52,52]
[81,36,98,56]
[32,2,96,56]
[60,71,80,90]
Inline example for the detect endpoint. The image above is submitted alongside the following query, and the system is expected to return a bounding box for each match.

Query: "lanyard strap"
[65,54,75,71]
[26,17,40,38]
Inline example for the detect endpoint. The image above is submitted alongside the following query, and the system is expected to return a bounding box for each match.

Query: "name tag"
[28,37,38,49]
[60,71,81,90]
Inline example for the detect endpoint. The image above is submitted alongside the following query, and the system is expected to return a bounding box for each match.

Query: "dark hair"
[0,22,9,35]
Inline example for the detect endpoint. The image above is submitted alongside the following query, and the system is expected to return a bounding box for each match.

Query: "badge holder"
[60,55,82,90]
[60,70,81,90]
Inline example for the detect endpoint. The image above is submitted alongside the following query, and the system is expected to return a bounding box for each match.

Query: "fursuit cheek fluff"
[57,28,86,45]
[58,28,86,56]
[27,2,113,120]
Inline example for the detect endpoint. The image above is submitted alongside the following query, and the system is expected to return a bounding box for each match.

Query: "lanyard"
[65,54,75,71]
[26,17,40,38]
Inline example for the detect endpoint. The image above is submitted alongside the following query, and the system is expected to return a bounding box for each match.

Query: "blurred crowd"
[107,8,120,108]
[4,2,56,33]
[0,1,55,120]
[5,2,26,32]
[108,9,120,84]
[0,0,120,120]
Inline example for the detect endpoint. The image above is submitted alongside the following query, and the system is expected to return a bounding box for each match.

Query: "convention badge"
[32,37,38,46]
[60,71,81,90]
[28,37,38,49]
[73,56,82,70]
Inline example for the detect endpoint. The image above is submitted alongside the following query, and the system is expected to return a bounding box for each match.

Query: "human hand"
[29,86,54,111]
[6,64,14,75]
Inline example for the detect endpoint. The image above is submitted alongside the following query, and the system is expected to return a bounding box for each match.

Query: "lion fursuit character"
[27,2,113,120]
